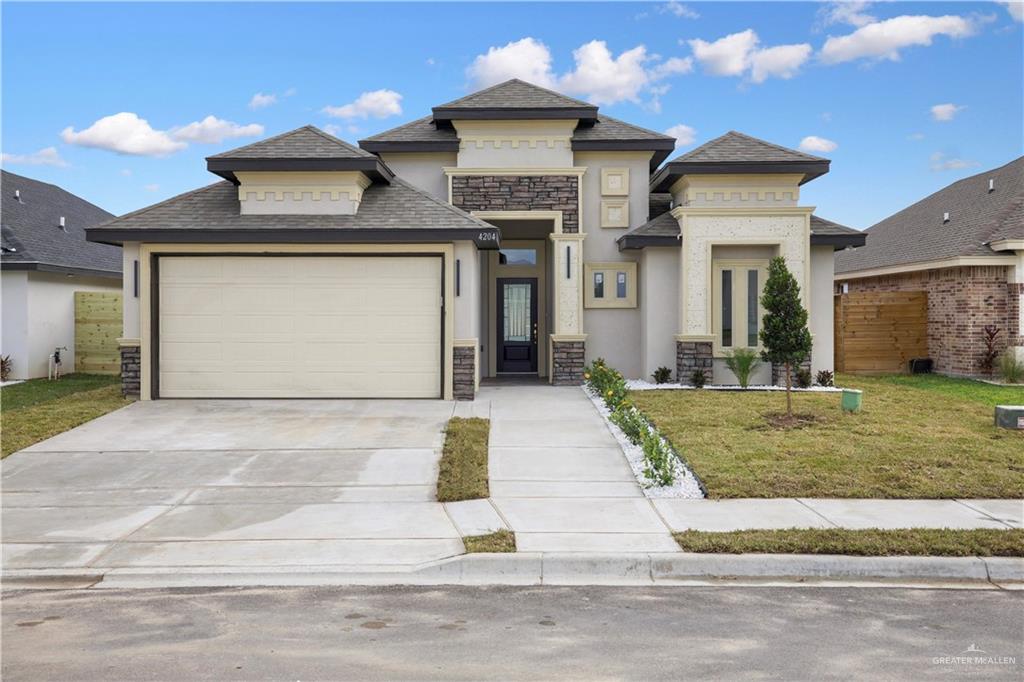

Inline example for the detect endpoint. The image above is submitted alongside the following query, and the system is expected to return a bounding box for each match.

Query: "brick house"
[835,157,1024,376]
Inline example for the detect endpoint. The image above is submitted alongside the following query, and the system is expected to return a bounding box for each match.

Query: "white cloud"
[688,29,811,83]
[929,151,979,171]
[908,132,926,141]
[171,116,264,144]
[661,1,699,19]
[61,112,186,157]
[249,92,277,109]
[799,135,838,153]
[818,1,876,28]
[665,124,697,147]
[323,89,403,119]
[821,112,833,122]
[1,146,69,168]
[651,56,694,80]
[930,102,966,121]
[1001,2,1023,21]
[466,38,557,90]
[144,183,160,192]
[120,168,133,176]
[820,14,978,64]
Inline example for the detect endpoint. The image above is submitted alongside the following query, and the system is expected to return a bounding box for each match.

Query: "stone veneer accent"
[676,341,713,383]
[453,345,476,401]
[451,175,579,233]
[841,265,1015,376]
[120,345,141,397]
[552,340,585,385]
[772,358,812,387]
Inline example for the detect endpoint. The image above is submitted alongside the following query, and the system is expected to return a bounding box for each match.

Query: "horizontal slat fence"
[834,291,928,374]
[74,291,122,375]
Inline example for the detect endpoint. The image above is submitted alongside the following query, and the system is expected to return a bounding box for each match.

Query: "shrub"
[795,368,813,389]
[815,369,834,387]
[0,355,11,383]
[610,404,650,445]
[724,348,761,388]
[652,366,673,384]
[584,358,628,410]
[759,256,812,416]
[641,431,676,487]
[981,325,1002,376]
[690,368,707,388]
[1000,350,1024,384]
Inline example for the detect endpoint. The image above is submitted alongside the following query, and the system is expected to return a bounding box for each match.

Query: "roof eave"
[0,260,122,279]
[650,160,831,192]
[205,157,396,184]
[86,226,502,249]
[810,233,867,250]
[571,139,675,169]
[617,234,678,251]
[358,140,461,154]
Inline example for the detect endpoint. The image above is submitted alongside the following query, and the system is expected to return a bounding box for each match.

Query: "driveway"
[2,399,465,574]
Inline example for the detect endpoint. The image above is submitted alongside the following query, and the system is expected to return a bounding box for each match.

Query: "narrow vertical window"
[747,269,758,347]
[721,270,733,347]
[616,272,627,298]
[594,272,605,298]
[455,259,461,297]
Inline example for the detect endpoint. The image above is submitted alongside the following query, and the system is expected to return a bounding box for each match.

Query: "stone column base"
[772,358,812,387]
[120,345,141,397]
[552,339,585,386]
[676,340,712,383]
[453,345,476,401]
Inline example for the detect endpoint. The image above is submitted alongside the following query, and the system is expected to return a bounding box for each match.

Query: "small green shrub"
[724,348,761,388]
[651,366,673,384]
[584,358,628,409]
[641,431,676,487]
[610,404,650,445]
[0,355,11,383]
[1000,350,1024,384]
[795,367,813,389]
[815,369,834,387]
[690,368,707,388]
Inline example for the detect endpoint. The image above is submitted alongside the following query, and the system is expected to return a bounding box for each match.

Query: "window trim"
[712,259,768,356]
[584,261,638,309]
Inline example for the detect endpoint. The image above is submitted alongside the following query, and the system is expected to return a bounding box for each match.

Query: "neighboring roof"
[835,156,1024,275]
[431,79,597,122]
[651,131,831,191]
[1,170,121,278]
[207,126,393,183]
[617,207,864,251]
[86,176,501,248]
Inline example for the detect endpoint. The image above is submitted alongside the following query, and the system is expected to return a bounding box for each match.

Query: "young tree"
[759,256,812,417]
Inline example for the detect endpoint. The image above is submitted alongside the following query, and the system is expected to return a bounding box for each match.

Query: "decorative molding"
[584,261,638,309]
[443,166,587,177]
[600,167,629,196]
[117,337,141,347]
[453,338,478,348]
[459,136,571,150]
[988,239,1024,252]
[472,210,563,234]
[600,198,630,228]
[550,333,588,342]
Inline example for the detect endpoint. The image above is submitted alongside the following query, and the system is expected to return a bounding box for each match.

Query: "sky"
[2,1,1022,230]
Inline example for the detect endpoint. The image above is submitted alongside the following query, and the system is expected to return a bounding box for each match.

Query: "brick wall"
[453,345,476,401]
[842,265,1013,376]
[552,340,585,385]
[451,175,579,233]
[120,345,140,397]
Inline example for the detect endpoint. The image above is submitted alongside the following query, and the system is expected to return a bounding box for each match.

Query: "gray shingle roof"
[209,125,374,160]
[433,79,595,112]
[1,170,120,277]
[835,156,1024,274]
[670,131,826,164]
[360,115,459,146]
[573,114,674,143]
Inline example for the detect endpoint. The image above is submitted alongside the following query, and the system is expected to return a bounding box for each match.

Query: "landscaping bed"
[1,374,129,457]
[436,417,490,502]
[673,528,1024,557]
[630,373,1024,499]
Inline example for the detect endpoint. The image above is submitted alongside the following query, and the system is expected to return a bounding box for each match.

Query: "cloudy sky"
[2,1,1021,229]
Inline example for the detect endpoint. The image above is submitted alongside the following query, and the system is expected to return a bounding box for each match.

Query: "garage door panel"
[157,255,442,398]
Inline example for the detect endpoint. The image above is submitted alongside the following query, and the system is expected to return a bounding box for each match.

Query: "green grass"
[630,373,1024,499]
[1,375,130,458]
[463,529,516,553]
[436,417,491,502]
[673,528,1024,557]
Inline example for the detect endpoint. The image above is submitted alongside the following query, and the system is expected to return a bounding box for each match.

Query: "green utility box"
[841,388,863,413]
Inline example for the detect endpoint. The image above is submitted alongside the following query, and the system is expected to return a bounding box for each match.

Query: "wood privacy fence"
[74,291,122,375]
[834,291,928,374]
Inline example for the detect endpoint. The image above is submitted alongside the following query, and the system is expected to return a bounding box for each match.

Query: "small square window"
[594,272,605,298]
[584,262,637,309]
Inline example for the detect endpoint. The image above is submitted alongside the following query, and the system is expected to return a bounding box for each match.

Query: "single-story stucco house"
[87,79,864,400]
[1,170,122,380]
[835,156,1024,376]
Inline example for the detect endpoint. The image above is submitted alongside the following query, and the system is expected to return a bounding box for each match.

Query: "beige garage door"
[157,255,442,398]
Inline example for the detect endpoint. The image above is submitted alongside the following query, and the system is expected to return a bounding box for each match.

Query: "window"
[712,260,768,354]
[584,262,637,309]
[498,248,537,266]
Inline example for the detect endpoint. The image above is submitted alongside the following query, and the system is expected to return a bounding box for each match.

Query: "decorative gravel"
[625,379,843,393]
[584,387,705,499]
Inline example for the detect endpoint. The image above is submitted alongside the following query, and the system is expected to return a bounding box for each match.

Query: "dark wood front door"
[497,277,538,373]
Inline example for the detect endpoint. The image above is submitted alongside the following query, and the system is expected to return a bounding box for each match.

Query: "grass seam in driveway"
[436,417,490,502]
[673,528,1024,557]
[463,529,516,553]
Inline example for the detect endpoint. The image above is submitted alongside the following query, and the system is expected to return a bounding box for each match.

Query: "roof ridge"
[593,113,674,140]
[388,176,495,228]
[727,130,827,162]
[434,78,596,110]
[360,115,437,143]
[91,181,229,230]
[302,125,374,157]
[207,125,371,160]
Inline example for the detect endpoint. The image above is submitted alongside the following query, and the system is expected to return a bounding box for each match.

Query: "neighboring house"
[1,171,121,380]
[835,157,1024,376]
[87,79,862,400]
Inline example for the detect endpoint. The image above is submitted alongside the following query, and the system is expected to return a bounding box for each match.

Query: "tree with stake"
[759,256,812,417]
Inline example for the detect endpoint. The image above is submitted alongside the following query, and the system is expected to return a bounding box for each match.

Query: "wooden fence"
[834,291,928,374]
[74,291,122,375]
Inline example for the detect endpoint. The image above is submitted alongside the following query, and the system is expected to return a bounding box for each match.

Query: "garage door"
[156,255,442,398]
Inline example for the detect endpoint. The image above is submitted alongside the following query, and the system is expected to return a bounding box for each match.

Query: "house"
[1,171,121,380]
[835,157,1024,376]
[86,79,863,400]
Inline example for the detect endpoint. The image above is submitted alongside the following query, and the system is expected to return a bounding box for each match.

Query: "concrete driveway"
[2,399,465,574]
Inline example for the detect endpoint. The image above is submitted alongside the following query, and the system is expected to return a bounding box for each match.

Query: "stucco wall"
[454,241,480,341]
[122,242,141,340]
[378,152,456,202]
[639,248,678,380]
[809,245,835,375]
[1,271,29,380]
[453,120,575,168]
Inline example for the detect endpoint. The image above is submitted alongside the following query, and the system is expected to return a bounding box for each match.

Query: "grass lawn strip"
[463,529,516,553]
[436,417,490,502]
[1,373,120,411]
[1,383,131,457]
[630,373,1024,499]
[673,528,1024,557]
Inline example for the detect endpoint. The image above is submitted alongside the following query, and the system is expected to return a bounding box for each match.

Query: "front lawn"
[1,374,130,457]
[630,373,1024,499]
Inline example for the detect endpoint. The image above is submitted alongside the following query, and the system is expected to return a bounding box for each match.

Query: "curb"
[3,553,1022,590]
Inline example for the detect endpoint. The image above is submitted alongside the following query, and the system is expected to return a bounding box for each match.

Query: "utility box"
[994,405,1024,430]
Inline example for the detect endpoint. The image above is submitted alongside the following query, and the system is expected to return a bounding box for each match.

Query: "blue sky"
[2,1,1021,229]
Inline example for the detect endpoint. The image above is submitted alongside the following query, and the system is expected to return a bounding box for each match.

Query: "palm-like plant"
[724,347,761,389]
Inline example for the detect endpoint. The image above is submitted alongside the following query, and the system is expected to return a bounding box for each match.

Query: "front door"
[497,277,538,373]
